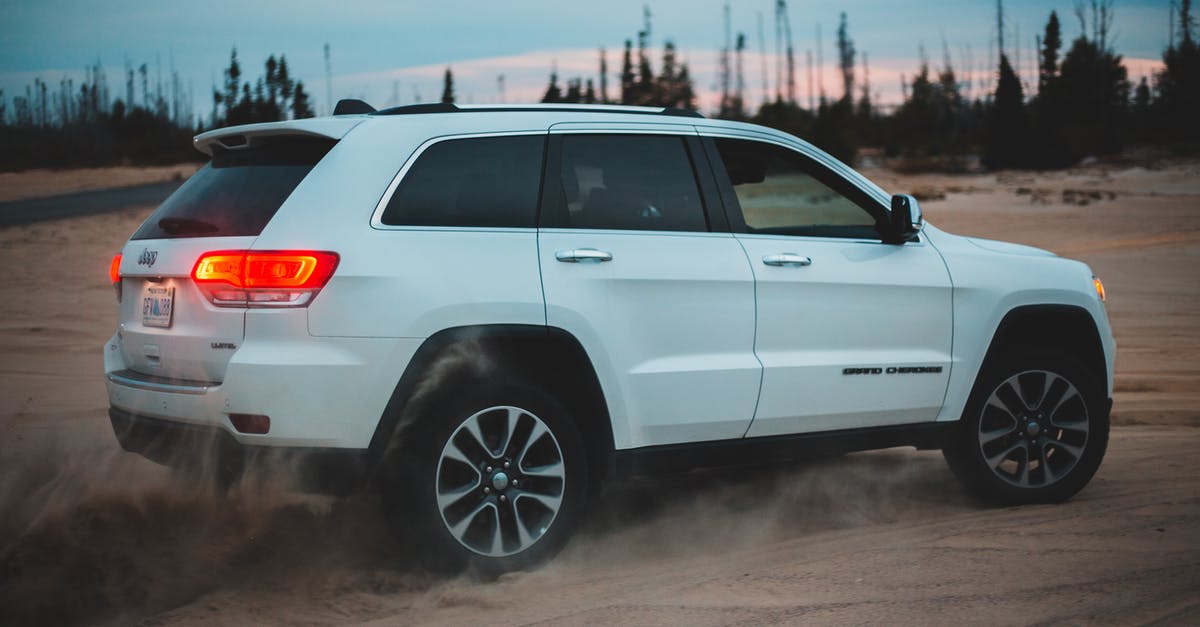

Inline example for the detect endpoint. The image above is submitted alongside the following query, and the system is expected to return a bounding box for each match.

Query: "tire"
[381,379,588,576]
[943,348,1109,505]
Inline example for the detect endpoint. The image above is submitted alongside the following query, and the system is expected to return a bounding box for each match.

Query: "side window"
[553,135,708,232]
[713,138,879,239]
[381,135,543,228]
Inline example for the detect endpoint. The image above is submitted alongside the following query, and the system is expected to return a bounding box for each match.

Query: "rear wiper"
[158,217,219,235]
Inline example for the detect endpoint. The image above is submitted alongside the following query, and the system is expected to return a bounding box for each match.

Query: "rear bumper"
[110,407,368,494]
[103,331,422,449]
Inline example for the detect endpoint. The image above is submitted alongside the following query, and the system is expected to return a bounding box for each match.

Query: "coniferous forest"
[1,1,1197,172]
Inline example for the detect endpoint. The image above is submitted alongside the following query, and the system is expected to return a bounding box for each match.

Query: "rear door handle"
[762,253,813,267]
[555,248,613,263]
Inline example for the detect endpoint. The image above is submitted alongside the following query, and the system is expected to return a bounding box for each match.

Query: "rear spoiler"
[193,117,365,156]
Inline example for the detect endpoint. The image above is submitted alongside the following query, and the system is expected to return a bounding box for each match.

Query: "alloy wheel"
[435,405,567,557]
[976,369,1090,488]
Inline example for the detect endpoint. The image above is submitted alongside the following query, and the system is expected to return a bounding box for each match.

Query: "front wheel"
[943,349,1109,505]
[382,380,588,576]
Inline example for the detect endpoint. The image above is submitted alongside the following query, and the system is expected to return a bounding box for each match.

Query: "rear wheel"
[944,348,1109,504]
[382,380,588,576]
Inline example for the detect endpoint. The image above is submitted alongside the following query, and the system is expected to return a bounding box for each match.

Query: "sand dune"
[0,160,1197,625]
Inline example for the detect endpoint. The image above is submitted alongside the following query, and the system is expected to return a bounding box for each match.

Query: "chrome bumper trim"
[106,369,214,395]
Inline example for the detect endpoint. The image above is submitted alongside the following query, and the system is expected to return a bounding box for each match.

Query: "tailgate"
[112,134,337,383]
[117,237,254,382]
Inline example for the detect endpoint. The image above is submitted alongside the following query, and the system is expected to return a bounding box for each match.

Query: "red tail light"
[109,253,123,302]
[192,250,339,308]
[109,253,122,283]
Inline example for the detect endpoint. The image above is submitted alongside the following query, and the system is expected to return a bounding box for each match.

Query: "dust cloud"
[0,412,962,626]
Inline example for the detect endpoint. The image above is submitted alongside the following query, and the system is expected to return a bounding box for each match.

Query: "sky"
[0,0,1175,121]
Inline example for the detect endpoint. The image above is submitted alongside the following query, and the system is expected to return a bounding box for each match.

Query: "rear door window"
[548,135,709,232]
[132,137,334,240]
[380,135,544,228]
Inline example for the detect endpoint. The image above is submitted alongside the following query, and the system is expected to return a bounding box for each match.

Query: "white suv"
[105,102,1115,574]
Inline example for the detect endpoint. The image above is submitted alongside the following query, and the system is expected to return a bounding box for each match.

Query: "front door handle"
[555,248,613,263]
[762,253,813,267]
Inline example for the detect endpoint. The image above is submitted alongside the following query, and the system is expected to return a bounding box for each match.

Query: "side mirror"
[888,194,923,242]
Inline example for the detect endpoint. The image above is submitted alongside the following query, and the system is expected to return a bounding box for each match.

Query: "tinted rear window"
[132,137,334,240]
[380,135,544,228]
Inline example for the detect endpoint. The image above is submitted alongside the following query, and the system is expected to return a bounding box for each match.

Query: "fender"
[365,324,614,472]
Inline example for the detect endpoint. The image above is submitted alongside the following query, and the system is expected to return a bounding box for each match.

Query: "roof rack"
[366,102,705,119]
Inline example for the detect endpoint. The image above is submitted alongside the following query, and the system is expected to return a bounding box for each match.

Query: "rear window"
[132,137,334,240]
[380,135,544,228]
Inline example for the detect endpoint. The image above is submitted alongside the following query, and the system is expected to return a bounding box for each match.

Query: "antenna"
[324,43,333,115]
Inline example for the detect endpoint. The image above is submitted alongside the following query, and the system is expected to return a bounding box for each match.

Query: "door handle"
[555,248,613,263]
[762,253,813,267]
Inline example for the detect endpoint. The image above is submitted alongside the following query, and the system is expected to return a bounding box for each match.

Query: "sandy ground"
[0,164,199,203]
[0,161,1197,625]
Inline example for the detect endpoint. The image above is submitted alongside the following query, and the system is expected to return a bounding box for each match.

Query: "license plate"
[142,285,175,328]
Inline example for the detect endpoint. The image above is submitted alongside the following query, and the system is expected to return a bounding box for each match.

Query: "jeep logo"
[137,249,158,267]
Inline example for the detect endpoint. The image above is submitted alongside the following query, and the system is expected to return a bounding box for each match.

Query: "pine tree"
[564,78,582,103]
[1038,11,1062,92]
[836,12,856,102]
[598,48,609,103]
[1057,35,1129,158]
[292,81,314,118]
[620,39,636,104]
[541,70,562,103]
[637,29,654,97]
[658,41,680,107]
[984,54,1027,169]
[441,68,455,104]
[1156,0,1200,151]
[223,49,240,113]
[1033,11,1071,167]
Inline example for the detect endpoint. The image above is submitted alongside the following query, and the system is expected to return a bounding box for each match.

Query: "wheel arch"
[979,304,1108,396]
[367,324,615,483]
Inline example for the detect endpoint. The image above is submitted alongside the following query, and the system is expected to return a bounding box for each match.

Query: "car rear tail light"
[192,250,339,308]
[109,253,122,302]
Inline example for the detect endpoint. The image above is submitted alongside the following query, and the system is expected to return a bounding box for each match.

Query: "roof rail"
[370,102,704,119]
